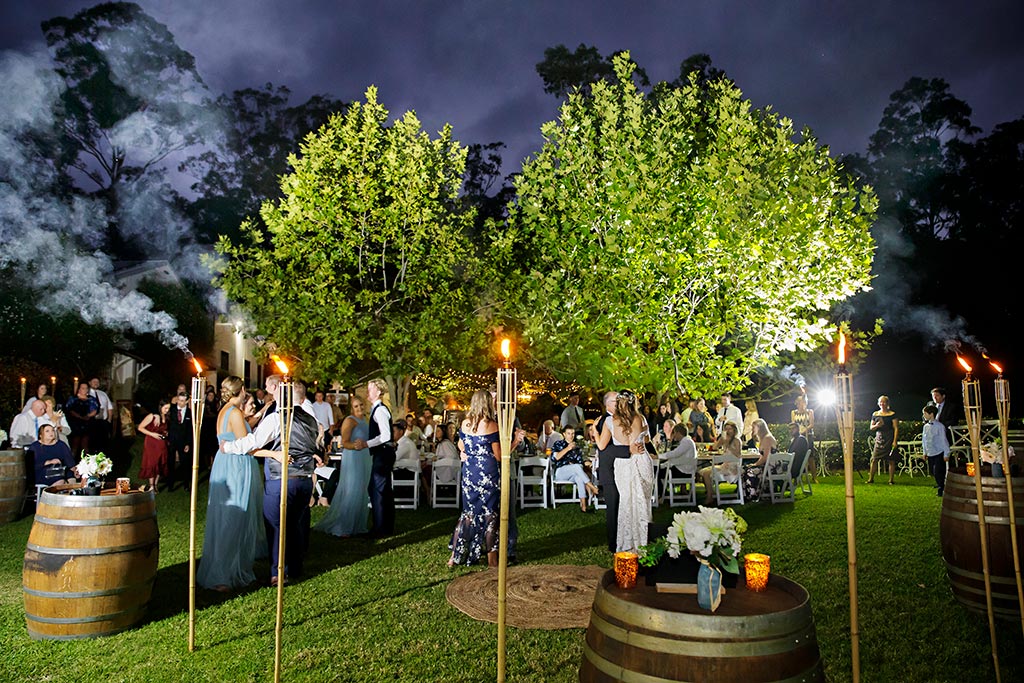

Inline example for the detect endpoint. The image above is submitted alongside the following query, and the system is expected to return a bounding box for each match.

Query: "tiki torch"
[990,360,1024,636]
[496,338,517,683]
[959,355,1001,681]
[832,330,860,683]
[187,357,206,652]
[271,355,293,683]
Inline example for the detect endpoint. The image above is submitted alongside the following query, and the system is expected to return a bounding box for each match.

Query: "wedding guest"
[65,382,98,457]
[311,390,334,433]
[201,387,220,469]
[929,387,958,444]
[714,393,744,439]
[366,379,397,538]
[791,392,816,480]
[591,391,622,552]
[166,393,193,492]
[789,422,810,482]
[660,423,698,479]
[538,419,563,453]
[688,398,715,442]
[88,377,113,452]
[137,399,171,493]
[742,419,778,502]
[448,390,518,567]
[922,404,951,496]
[560,393,585,430]
[29,424,75,487]
[700,421,743,505]
[550,425,599,511]
[9,399,48,448]
[867,395,898,485]
[316,395,371,538]
[23,384,48,412]
[40,396,71,446]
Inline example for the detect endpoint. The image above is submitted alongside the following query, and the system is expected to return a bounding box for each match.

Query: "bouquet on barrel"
[639,507,747,612]
[76,452,113,493]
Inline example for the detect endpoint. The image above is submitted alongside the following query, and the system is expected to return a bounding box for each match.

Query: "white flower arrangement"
[665,506,748,574]
[981,441,1015,465]
[77,452,113,480]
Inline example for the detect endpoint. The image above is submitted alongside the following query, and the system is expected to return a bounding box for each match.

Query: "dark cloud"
[3,0,1023,171]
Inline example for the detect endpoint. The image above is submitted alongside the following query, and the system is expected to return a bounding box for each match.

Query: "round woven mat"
[445,564,607,629]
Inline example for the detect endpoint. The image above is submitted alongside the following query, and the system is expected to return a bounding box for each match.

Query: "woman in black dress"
[868,395,898,484]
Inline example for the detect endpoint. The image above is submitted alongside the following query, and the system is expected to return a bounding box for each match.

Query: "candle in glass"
[744,553,771,592]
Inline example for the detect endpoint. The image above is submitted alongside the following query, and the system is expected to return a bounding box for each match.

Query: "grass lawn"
[1,446,1020,682]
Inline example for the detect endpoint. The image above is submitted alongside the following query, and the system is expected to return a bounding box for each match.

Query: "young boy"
[922,404,951,496]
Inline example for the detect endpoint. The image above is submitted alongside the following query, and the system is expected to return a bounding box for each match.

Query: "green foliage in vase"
[213,87,492,396]
[497,53,877,396]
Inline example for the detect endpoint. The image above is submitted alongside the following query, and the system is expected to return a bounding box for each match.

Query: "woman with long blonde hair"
[447,389,517,567]
[596,390,653,554]
[196,376,266,591]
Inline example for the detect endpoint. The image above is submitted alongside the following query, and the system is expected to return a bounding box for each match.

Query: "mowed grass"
[1,447,1020,682]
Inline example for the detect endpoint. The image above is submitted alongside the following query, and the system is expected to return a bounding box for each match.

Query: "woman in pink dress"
[138,399,171,492]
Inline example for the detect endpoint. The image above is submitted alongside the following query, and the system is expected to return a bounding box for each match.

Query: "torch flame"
[837,331,846,366]
[990,360,1003,375]
[192,358,203,375]
[500,339,511,360]
[957,356,972,373]
[271,354,289,375]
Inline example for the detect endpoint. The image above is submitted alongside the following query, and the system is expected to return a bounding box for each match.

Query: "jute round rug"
[445,564,607,629]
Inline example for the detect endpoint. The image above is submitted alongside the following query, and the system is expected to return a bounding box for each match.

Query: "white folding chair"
[712,453,744,506]
[517,456,549,508]
[660,460,696,507]
[761,452,796,504]
[431,460,461,508]
[590,456,606,510]
[391,459,420,510]
[793,449,813,496]
[549,465,582,507]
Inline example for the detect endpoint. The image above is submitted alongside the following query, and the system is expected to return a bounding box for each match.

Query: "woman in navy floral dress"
[447,389,518,567]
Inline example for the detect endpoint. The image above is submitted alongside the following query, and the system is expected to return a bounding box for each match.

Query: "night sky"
[3,1,1023,172]
[3,1,1023,420]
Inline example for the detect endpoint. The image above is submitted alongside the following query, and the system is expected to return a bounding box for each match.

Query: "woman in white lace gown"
[598,390,655,554]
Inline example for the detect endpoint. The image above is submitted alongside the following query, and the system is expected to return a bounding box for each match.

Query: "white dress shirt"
[90,388,113,421]
[311,401,334,431]
[660,436,698,474]
[9,411,41,447]
[366,400,393,448]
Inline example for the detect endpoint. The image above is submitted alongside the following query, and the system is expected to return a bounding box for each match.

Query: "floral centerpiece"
[77,452,113,488]
[639,506,747,612]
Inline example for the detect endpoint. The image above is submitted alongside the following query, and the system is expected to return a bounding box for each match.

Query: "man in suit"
[365,378,396,537]
[930,387,959,443]
[166,392,193,491]
[789,422,810,481]
[591,391,619,552]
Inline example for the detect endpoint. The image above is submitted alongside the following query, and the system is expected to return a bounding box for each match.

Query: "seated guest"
[30,424,76,487]
[538,419,563,453]
[657,418,677,451]
[395,421,421,468]
[420,409,436,442]
[699,421,743,504]
[404,414,423,443]
[661,423,698,475]
[41,396,72,446]
[550,425,599,511]
[688,398,715,442]
[10,399,48,447]
[742,419,778,502]
[789,422,810,481]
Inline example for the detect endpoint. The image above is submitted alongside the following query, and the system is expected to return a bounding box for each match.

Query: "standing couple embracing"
[591,391,655,555]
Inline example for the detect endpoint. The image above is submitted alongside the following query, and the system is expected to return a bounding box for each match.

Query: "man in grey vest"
[222,382,323,584]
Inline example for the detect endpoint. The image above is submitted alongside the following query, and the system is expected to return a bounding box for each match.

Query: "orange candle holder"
[744,553,771,592]
[614,552,639,589]
[966,461,976,477]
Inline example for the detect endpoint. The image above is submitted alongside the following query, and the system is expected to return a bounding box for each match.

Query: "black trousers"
[928,454,947,493]
[264,476,313,579]
[599,445,630,552]
[369,445,396,536]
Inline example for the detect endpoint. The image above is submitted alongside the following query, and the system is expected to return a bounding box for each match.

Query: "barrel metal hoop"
[944,494,1013,507]
[26,625,133,641]
[589,608,817,657]
[22,577,155,599]
[944,562,1020,586]
[582,640,821,683]
[26,540,158,556]
[0,495,24,504]
[943,509,1017,524]
[25,604,145,624]
[593,583,811,639]
[38,490,155,508]
[33,512,156,527]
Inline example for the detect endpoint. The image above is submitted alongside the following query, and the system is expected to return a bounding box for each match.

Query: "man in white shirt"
[88,378,113,422]
[311,391,333,433]
[715,393,744,437]
[560,393,584,430]
[88,377,114,451]
[365,379,396,537]
[538,419,563,453]
[10,400,47,447]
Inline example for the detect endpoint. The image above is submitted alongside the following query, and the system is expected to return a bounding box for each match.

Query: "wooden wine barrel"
[580,570,824,682]
[22,486,159,639]
[0,449,26,523]
[940,471,1024,620]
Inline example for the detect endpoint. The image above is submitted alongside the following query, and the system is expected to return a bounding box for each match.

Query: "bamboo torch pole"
[495,339,517,683]
[187,359,206,652]
[990,361,1024,636]
[272,357,293,683]
[959,356,1001,682]
[832,331,860,683]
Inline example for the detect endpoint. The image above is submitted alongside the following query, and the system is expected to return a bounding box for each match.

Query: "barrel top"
[39,485,155,507]
[602,569,809,618]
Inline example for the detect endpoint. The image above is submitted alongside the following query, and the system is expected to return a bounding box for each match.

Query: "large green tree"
[214,88,490,407]
[497,54,876,396]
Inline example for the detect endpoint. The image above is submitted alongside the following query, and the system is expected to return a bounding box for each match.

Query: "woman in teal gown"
[315,396,371,537]
[197,377,265,591]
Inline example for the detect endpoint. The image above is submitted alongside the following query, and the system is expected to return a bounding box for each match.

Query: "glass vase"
[697,561,723,612]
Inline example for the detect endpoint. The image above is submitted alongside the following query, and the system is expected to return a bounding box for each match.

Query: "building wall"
[212,321,263,390]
